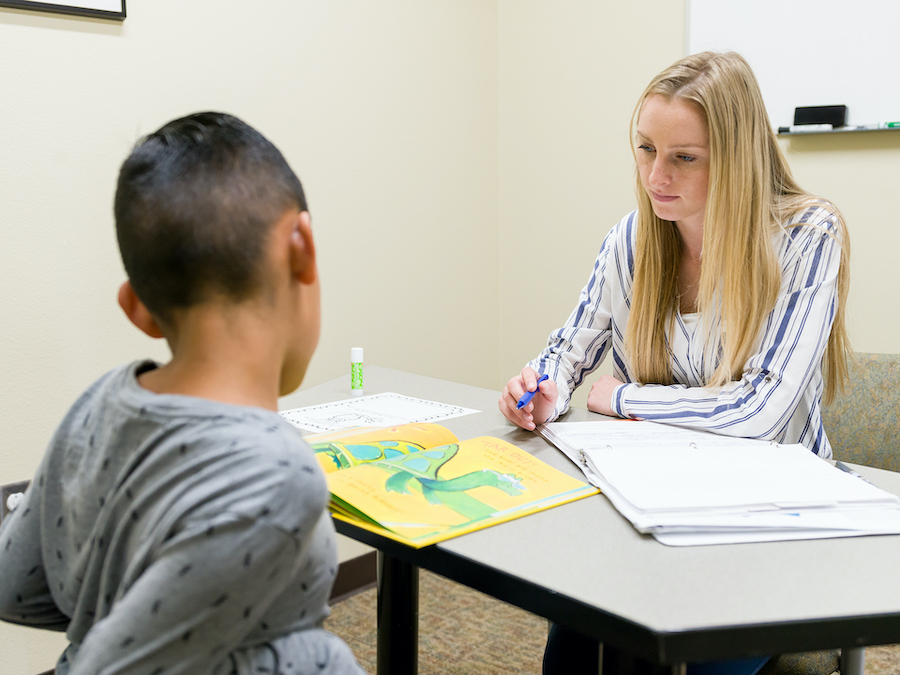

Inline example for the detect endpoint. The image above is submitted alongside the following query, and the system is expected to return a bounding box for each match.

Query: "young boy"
[0,113,364,674]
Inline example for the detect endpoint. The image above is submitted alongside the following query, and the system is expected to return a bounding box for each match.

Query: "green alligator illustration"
[312,439,425,471]
[375,443,525,521]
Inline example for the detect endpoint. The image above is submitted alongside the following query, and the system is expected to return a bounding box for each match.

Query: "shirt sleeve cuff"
[611,382,631,418]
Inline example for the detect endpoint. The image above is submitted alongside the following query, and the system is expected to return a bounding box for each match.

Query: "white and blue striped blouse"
[528,204,844,458]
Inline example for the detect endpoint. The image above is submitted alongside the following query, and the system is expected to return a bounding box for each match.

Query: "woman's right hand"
[499,367,558,431]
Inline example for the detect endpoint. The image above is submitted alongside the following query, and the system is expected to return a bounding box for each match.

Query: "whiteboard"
[687,0,900,128]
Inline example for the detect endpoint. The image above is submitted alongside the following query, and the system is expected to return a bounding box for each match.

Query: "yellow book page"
[305,423,458,474]
[326,436,598,547]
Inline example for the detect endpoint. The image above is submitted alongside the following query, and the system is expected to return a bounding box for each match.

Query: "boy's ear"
[289,210,318,285]
[117,281,165,338]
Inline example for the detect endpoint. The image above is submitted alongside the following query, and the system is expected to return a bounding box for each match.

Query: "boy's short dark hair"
[115,112,307,326]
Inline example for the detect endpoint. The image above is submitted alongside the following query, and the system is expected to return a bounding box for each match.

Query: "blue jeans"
[543,624,768,675]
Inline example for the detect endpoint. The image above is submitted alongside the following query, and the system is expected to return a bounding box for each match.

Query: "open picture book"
[304,423,598,548]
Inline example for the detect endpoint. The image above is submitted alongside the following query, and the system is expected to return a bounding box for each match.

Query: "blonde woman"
[501,51,848,458]
[499,52,849,674]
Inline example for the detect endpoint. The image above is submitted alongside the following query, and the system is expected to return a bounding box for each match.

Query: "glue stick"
[350,347,364,396]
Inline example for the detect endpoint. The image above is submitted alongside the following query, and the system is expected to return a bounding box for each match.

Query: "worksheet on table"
[281,392,479,433]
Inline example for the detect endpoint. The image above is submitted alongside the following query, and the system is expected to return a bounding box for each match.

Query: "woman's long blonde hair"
[625,51,850,403]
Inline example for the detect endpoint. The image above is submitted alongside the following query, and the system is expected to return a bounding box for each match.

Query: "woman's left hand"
[587,375,625,417]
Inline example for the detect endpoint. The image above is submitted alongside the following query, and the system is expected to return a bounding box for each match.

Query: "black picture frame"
[0,0,125,20]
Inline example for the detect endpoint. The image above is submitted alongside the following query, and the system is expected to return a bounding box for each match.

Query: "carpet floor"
[326,570,900,675]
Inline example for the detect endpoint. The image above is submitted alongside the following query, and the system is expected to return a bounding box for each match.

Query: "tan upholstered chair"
[824,352,900,472]
[758,354,900,675]
[769,353,900,675]
[757,651,840,675]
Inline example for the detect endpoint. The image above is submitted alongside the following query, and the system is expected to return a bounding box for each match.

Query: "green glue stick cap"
[351,347,364,396]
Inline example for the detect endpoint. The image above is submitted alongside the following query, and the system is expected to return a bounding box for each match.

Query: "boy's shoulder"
[53,359,314,485]
[155,409,327,535]
[49,360,326,533]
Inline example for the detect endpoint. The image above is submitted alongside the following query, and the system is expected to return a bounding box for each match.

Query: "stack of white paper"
[539,421,900,546]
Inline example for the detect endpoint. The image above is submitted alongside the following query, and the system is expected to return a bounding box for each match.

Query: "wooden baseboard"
[329,550,377,603]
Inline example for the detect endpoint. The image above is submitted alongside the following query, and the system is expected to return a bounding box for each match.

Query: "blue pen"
[517,374,548,410]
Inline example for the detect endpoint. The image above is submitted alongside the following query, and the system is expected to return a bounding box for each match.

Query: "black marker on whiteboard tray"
[777,124,833,133]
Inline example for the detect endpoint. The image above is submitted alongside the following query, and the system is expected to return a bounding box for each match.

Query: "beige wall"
[779,132,900,353]
[497,0,686,408]
[496,1,900,409]
[0,1,499,671]
[2,0,898,672]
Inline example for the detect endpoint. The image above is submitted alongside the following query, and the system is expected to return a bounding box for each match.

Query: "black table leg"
[376,551,419,675]
[601,644,687,675]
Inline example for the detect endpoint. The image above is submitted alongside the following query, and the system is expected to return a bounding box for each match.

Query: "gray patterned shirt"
[0,360,363,674]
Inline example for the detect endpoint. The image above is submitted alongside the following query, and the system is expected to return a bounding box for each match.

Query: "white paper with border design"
[281,392,479,433]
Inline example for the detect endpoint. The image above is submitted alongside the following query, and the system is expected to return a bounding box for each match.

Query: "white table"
[280,367,900,675]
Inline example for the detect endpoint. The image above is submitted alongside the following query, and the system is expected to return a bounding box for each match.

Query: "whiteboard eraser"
[794,105,847,127]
